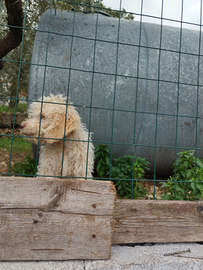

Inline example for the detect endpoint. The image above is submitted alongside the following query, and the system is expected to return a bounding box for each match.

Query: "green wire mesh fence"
[1,0,203,200]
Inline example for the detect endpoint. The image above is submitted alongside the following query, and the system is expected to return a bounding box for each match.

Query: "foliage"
[111,156,135,180]
[52,0,134,20]
[0,0,134,108]
[92,0,134,20]
[10,154,36,176]
[160,150,203,200]
[133,181,149,200]
[94,143,110,178]
[0,0,47,107]
[94,144,149,199]
[111,156,149,199]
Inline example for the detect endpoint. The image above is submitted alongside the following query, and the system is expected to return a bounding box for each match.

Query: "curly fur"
[21,94,94,179]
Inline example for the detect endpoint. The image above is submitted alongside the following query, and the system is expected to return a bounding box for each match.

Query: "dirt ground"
[0,128,29,174]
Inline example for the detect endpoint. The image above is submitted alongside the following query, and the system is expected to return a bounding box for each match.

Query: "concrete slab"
[86,243,203,270]
[0,261,85,270]
[0,244,203,270]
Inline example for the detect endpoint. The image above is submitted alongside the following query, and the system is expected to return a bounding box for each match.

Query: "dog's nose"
[20,123,26,129]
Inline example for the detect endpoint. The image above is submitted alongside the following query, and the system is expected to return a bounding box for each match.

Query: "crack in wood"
[31,249,64,251]
[0,208,112,216]
[41,209,113,217]
[70,189,102,195]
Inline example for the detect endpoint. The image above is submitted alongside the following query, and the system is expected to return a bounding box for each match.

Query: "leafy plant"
[111,156,134,180]
[11,155,36,176]
[94,145,150,199]
[133,181,149,199]
[134,157,150,179]
[160,150,203,200]
[111,155,149,199]
[94,144,110,178]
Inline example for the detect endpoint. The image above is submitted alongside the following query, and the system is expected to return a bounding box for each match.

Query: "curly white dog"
[21,94,94,179]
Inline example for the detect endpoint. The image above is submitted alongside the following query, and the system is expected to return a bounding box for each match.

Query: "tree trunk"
[0,0,23,70]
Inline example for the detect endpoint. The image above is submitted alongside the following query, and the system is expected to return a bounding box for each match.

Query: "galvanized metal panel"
[29,10,203,175]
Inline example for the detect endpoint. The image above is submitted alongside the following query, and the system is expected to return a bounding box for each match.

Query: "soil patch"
[0,111,27,128]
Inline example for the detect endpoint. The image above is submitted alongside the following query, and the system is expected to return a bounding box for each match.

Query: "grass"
[0,103,28,114]
[0,136,32,155]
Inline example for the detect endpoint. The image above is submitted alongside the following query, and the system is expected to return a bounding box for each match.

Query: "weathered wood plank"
[113,200,203,244]
[0,177,115,215]
[2,176,203,260]
[0,177,116,260]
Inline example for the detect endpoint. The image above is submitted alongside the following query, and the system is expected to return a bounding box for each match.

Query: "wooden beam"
[1,176,203,261]
[0,177,116,260]
[113,199,203,244]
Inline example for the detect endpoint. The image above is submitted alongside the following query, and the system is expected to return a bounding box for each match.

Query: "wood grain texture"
[2,177,203,260]
[0,177,116,260]
[113,200,203,244]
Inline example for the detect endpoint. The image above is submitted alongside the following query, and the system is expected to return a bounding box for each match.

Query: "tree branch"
[0,0,23,70]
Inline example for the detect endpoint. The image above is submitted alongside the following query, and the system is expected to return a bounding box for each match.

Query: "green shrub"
[133,181,149,200]
[111,156,149,199]
[160,150,203,200]
[94,144,150,199]
[94,144,110,178]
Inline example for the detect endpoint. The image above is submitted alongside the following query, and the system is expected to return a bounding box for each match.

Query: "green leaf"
[196,159,203,168]
[186,170,194,179]
[196,183,203,191]
[191,182,195,191]
[96,163,102,172]
[160,183,168,189]
[176,185,185,195]
[183,161,189,168]
[105,156,110,166]
[175,194,184,200]
[94,152,101,159]
[161,194,172,200]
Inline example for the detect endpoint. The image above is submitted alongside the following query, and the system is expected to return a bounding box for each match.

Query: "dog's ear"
[43,106,80,144]
[65,107,81,136]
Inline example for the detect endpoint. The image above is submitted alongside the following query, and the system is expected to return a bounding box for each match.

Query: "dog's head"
[20,94,80,144]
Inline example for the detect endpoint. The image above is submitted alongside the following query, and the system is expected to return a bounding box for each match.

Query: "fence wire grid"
[1,0,203,200]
